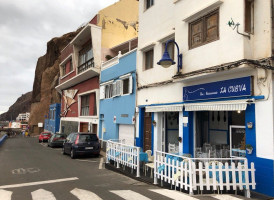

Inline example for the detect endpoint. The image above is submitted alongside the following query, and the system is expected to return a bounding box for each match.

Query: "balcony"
[78,58,94,74]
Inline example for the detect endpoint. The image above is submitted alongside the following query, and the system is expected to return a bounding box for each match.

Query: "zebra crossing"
[0,188,247,200]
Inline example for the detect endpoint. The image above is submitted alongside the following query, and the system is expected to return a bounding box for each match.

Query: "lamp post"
[157,40,182,74]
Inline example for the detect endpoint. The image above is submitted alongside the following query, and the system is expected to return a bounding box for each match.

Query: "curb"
[0,134,7,146]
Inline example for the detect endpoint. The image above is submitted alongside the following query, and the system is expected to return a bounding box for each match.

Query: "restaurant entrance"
[194,110,246,158]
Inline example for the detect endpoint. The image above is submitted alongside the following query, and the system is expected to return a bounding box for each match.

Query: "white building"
[136,0,274,197]
[16,112,30,122]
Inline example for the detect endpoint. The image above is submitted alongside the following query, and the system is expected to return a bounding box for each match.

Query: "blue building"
[44,103,61,134]
[99,48,137,146]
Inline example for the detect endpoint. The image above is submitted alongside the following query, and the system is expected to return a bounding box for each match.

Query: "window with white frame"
[100,75,133,100]
[81,94,90,116]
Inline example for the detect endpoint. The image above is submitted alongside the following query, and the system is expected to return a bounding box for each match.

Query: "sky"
[0,0,119,115]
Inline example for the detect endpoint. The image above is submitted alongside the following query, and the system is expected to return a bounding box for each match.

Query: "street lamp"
[157,40,183,74]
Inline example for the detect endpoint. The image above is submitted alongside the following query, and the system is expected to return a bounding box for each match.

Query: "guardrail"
[106,140,140,177]
[154,151,256,198]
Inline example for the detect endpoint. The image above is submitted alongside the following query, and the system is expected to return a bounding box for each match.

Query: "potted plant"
[246,144,253,154]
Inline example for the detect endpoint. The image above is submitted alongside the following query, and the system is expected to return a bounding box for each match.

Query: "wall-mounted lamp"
[237,110,242,114]
[157,40,183,74]
[152,120,157,126]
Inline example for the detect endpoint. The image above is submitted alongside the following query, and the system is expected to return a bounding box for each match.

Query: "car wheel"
[70,149,75,159]
[39,140,41,143]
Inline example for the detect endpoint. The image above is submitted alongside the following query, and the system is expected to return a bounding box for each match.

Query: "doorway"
[143,112,152,152]
[80,122,88,132]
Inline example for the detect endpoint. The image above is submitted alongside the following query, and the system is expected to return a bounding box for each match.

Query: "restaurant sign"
[183,76,252,101]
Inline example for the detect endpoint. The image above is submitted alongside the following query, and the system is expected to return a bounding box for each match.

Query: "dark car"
[38,132,52,143]
[48,134,67,148]
[62,133,100,159]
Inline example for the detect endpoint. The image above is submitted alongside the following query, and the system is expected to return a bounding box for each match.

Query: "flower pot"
[246,148,253,154]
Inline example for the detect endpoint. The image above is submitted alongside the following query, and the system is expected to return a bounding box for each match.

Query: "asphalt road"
[0,136,252,200]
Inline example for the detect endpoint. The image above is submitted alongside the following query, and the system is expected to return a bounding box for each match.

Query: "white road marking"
[149,189,198,200]
[76,159,98,163]
[12,167,40,175]
[31,189,56,200]
[110,190,151,200]
[99,158,104,169]
[211,195,244,200]
[0,189,12,200]
[0,177,78,189]
[70,188,102,200]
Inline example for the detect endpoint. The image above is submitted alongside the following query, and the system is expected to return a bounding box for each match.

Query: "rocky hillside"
[29,30,81,134]
[0,92,32,121]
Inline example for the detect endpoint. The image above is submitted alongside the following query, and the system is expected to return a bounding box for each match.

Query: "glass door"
[229,125,246,157]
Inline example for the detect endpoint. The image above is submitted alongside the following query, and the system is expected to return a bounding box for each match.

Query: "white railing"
[154,151,256,198]
[106,140,140,177]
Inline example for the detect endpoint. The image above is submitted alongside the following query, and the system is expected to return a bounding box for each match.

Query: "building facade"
[136,0,274,196]
[99,47,137,147]
[56,0,138,136]
[44,103,61,134]
[16,112,30,122]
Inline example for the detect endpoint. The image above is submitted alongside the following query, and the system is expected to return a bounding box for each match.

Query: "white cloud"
[0,0,118,112]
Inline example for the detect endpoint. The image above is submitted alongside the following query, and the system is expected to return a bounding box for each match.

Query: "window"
[121,76,133,95]
[189,10,219,49]
[78,44,94,73]
[81,95,90,116]
[100,76,133,99]
[69,59,73,72]
[105,84,113,99]
[245,0,254,34]
[79,45,93,66]
[62,65,66,76]
[144,49,154,70]
[162,41,175,61]
[145,0,154,10]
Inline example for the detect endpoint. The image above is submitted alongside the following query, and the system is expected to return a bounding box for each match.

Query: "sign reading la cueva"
[183,76,252,101]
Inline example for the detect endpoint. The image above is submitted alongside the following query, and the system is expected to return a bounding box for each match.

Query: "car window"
[79,134,98,143]
[72,134,77,142]
[67,134,73,142]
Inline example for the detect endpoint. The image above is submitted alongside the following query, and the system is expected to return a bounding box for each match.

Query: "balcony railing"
[78,58,94,74]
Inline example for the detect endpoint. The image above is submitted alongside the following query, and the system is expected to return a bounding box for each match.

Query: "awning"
[184,99,253,111]
[146,104,184,112]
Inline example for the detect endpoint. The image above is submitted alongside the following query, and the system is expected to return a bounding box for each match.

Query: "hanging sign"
[183,76,252,101]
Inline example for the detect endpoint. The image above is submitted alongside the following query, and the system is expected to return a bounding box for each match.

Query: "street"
[0,137,251,200]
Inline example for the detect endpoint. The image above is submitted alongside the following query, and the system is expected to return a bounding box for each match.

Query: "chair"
[145,150,154,162]
[145,150,154,178]
[168,143,176,153]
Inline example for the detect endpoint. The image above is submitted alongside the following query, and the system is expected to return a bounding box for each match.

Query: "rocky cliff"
[29,30,80,134]
[0,92,32,121]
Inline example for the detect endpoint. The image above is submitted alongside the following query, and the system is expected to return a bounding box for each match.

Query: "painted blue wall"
[99,50,136,141]
[183,110,194,156]
[245,104,274,197]
[44,103,61,134]
[136,107,145,148]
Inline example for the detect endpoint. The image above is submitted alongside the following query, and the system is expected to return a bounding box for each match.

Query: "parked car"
[62,132,100,159]
[38,132,52,143]
[48,134,67,148]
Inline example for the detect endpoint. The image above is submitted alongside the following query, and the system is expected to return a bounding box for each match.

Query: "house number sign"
[183,76,252,101]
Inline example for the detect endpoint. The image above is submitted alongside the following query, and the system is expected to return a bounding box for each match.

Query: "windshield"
[79,134,98,142]
[42,133,51,136]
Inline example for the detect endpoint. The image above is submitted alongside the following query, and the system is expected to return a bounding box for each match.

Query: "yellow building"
[95,0,139,60]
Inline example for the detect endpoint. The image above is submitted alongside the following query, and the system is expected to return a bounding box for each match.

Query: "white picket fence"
[106,140,140,177]
[154,151,256,198]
